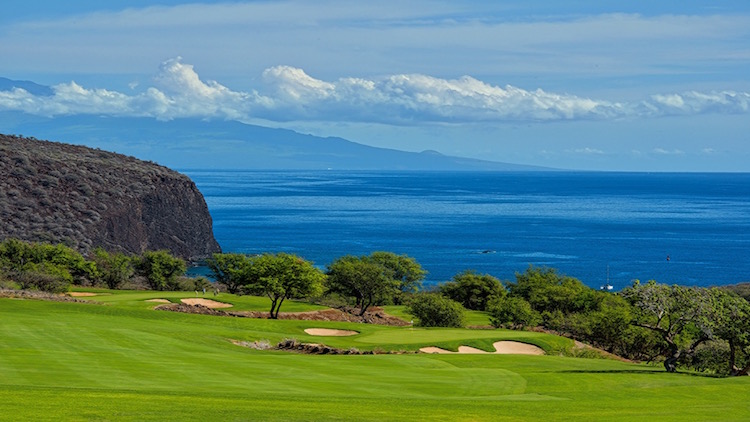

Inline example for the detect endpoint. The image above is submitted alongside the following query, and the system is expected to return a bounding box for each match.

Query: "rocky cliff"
[0,134,221,260]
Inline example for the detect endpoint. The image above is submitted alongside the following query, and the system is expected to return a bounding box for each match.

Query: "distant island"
[0,112,553,172]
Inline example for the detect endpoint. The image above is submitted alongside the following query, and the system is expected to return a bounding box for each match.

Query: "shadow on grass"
[558,369,724,378]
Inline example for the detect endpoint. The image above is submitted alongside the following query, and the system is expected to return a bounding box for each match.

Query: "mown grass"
[1,294,748,421]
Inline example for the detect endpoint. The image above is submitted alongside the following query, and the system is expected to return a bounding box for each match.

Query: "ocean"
[184,170,750,290]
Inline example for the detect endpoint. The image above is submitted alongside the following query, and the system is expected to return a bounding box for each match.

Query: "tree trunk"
[664,345,680,373]
[269,298,278,319]
[728,339,737,376]
[273,296,286,319]
[359,296,372,316]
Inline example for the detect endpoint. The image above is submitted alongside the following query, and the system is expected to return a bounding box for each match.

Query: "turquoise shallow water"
[185,170,750,289]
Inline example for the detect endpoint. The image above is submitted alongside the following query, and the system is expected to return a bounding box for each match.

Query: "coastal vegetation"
[2,239,750,376]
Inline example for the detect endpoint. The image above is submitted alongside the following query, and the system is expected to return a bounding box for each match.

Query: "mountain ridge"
[0,113,553,171]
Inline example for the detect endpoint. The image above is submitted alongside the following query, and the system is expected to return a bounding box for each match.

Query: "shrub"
[16,263,72,293]
[91,248,133,289]
[407,293,465,328]
[487,296,540,329]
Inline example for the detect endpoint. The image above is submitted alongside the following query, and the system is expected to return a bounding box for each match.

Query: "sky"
[1,1,749,171]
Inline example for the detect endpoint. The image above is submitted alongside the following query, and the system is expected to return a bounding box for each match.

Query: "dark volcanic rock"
[0,134,221,260]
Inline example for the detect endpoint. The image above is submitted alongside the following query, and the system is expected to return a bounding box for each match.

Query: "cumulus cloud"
[1,58,749,125]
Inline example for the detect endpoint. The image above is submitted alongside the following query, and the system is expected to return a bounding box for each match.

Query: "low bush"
[407,293,465,327]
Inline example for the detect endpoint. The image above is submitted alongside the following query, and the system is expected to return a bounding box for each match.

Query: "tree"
[206,253,251,294]
[136,250,186,291]
[369,251,426,298]
[439,270,505,311]
[244,253,324,319]
[407,293,465,328]
[91,248,133,289]
[326,255,399,315]
[487,296,540,329]
[507,266,596,315]
[622,280,715,372]
[709,288,750,375]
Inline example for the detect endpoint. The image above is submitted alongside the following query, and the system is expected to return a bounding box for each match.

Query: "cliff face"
[0,134,221,260]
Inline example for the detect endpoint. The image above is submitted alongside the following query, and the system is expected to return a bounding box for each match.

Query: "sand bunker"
[304,328,359,336]
[420,341,544,355]
[180,298,233,308]
[67,292,99,297]
[493,341,545,355]
[145,299,171,303]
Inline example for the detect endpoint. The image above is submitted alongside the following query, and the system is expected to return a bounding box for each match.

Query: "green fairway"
[1,296,748,421]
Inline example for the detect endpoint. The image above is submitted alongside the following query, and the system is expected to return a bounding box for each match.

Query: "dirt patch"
[419,341,545,355]
[231,307,408,326]
[0,289,90,303]
[67,292,99,297]
[158,304,409,326]
[157,303,230,316]
[145,298,171,303]
[236,338,417,355]
[180,298,233,308]
[304,328,359,336]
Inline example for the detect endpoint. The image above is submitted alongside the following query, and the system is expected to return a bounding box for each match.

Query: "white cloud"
[652,148,686,155]
[1,58,749,126]
[572,148,605,155]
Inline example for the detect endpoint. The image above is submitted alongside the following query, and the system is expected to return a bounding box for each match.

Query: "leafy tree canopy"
[136,250,186,291]
[244,253,325,319]
[439,270,505,311]
[206,253,252,294]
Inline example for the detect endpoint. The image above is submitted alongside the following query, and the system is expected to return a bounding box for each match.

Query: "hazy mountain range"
[0,78,550,171]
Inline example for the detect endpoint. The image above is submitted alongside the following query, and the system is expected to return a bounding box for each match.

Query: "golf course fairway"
[1,292,748,421]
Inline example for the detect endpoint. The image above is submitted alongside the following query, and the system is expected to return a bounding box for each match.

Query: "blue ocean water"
[184,171,750,289]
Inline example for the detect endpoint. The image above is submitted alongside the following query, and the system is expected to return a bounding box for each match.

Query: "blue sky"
[1,1,749,171]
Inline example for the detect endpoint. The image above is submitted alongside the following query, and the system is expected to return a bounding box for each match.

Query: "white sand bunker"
[420,341,544,355]
[180,298,233,308]
[304,328,359,336]
[145,299,171,303]
[67,292,99,297]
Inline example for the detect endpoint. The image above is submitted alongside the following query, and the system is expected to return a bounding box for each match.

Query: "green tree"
[369,251,426,298]
[709,288,750,375]
[487,296,540,329]
[0,238,31,271]
[136,250,186,291]
[326,255,399,316]
[91,248,133,289]
[407,293,465,328]
[507,266,596,315]
[622,280,715,372]
[244,253,324,319]
[439,270,505,311]
[206,253,251,294]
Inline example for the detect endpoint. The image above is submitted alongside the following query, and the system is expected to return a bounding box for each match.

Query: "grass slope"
[1,294,748,421]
